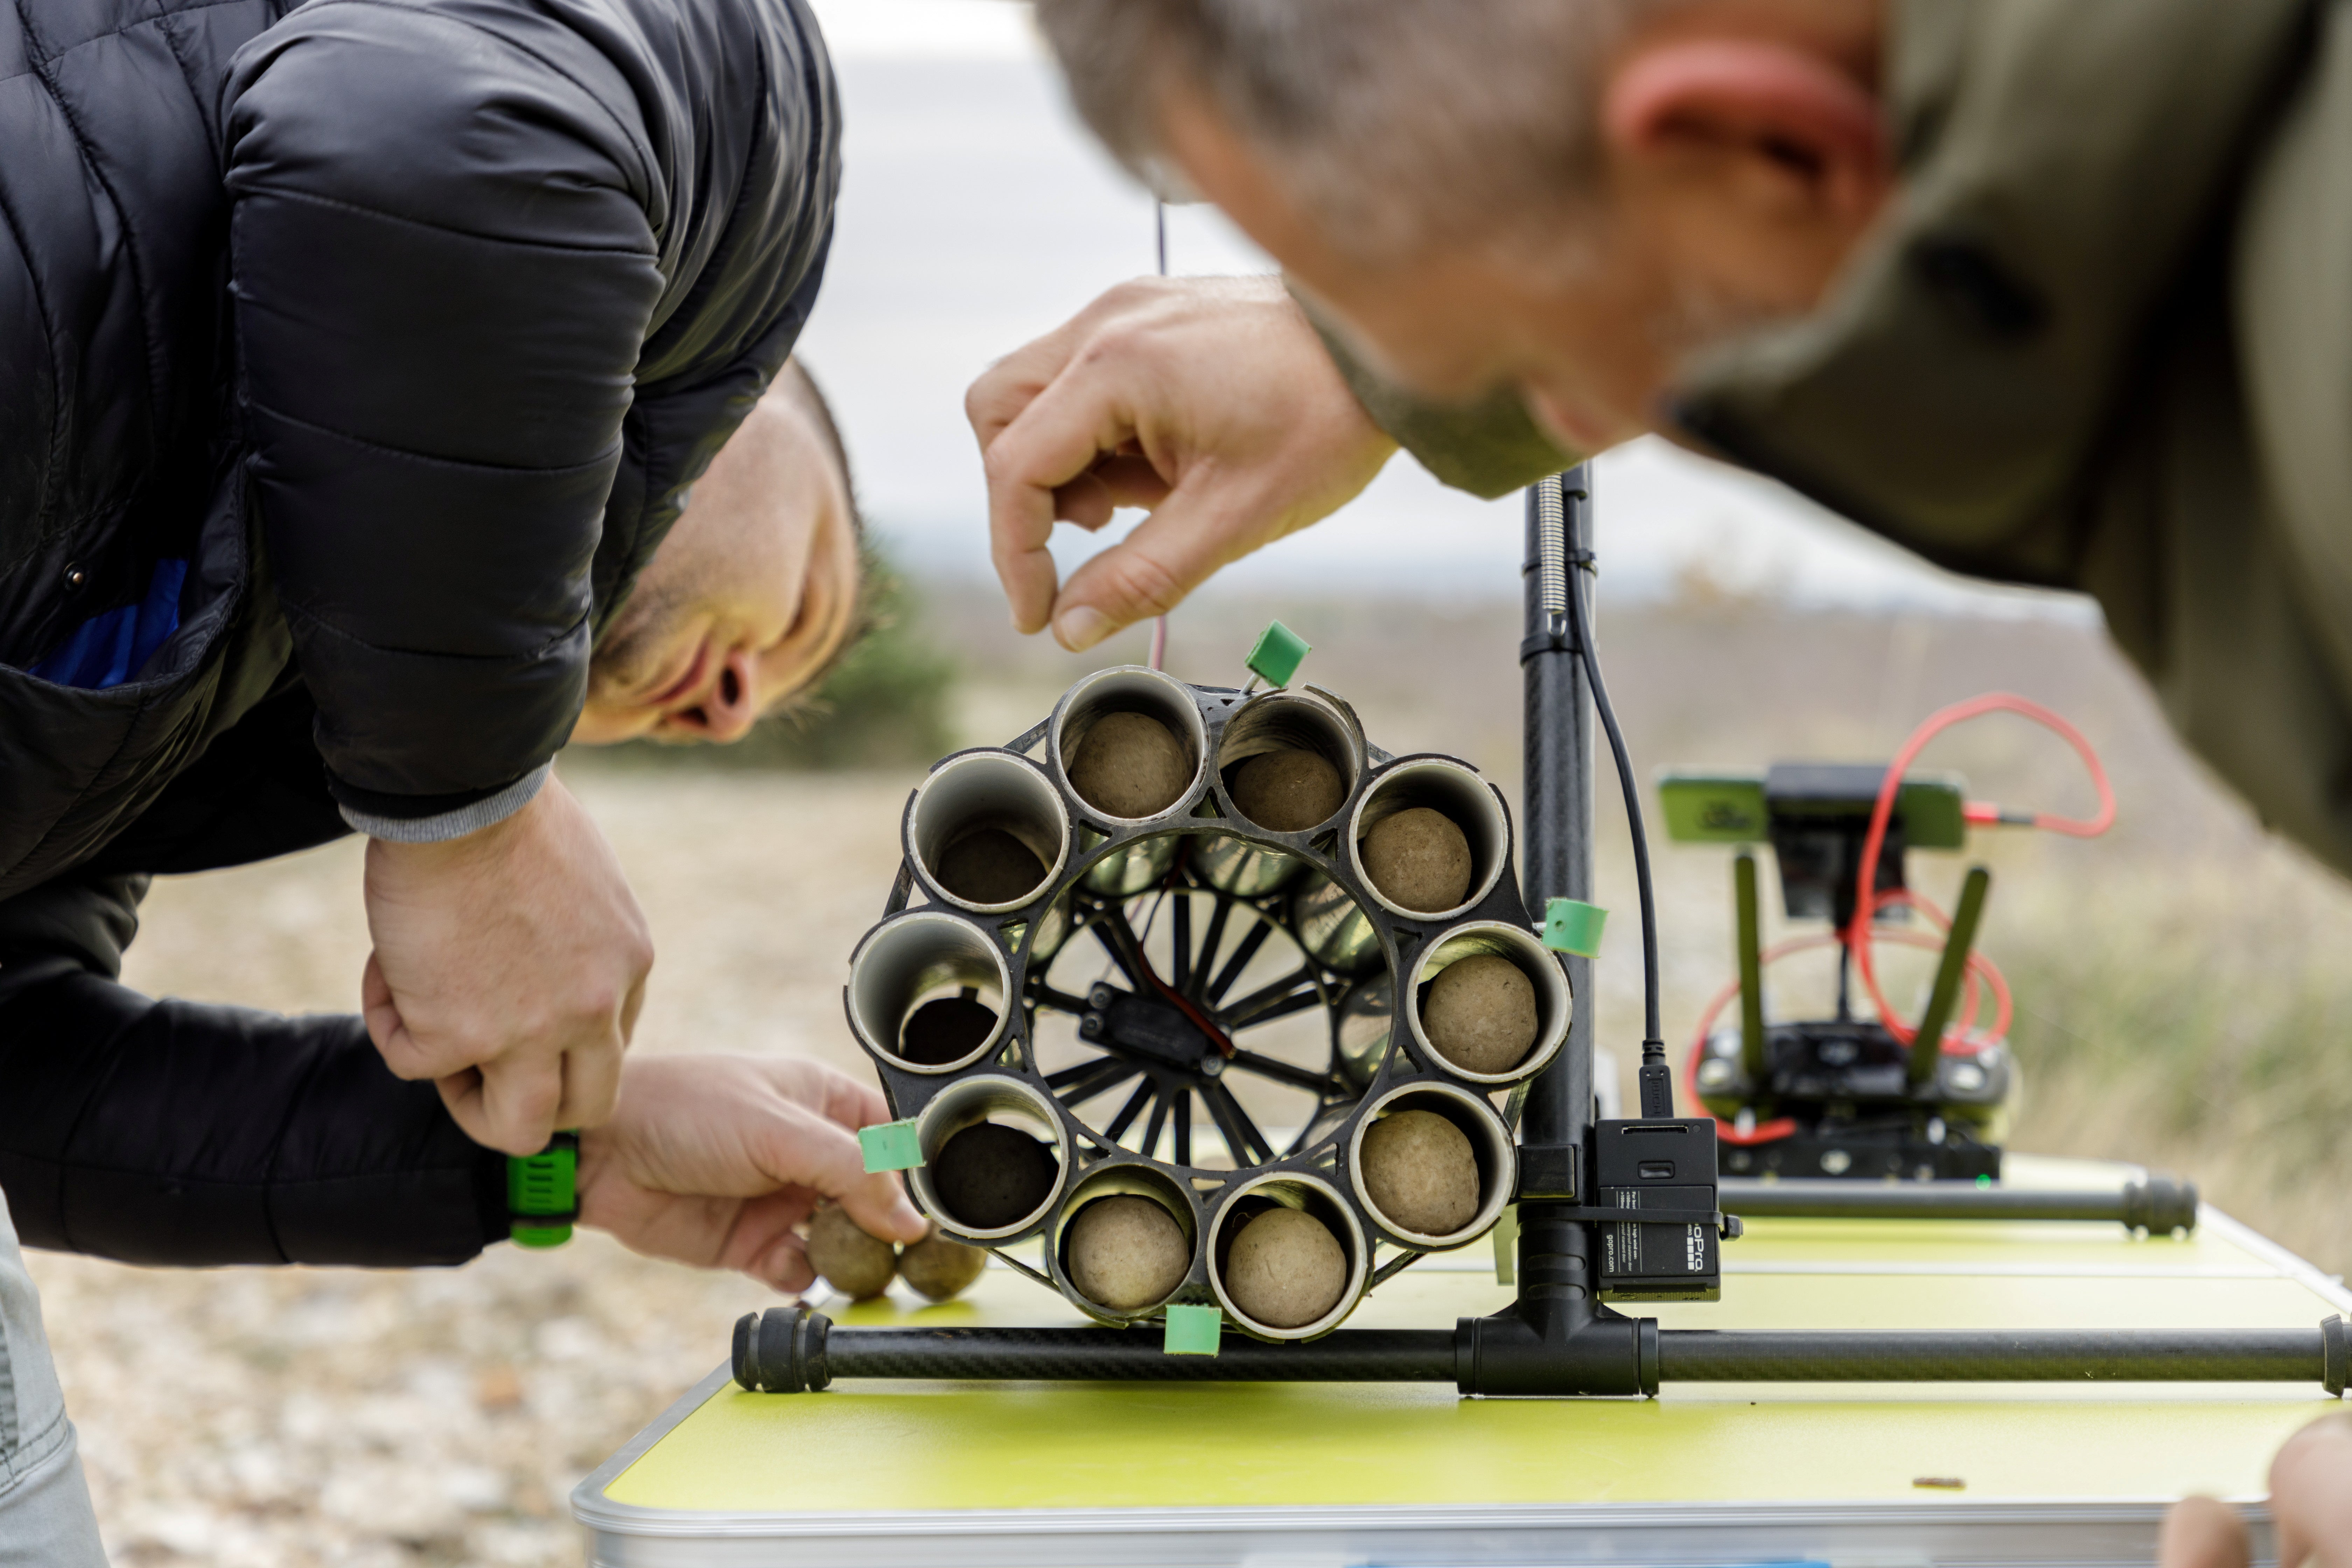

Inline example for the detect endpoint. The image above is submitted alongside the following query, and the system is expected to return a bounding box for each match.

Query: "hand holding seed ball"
[1422,953,1539,1074]
[1068,1195,1191,1310]
[1223,1206,1346,1328]
[898,1228,988,1301]
[1069,711,1191,818]
[1360,1110,1480,1235]
[804,1200,899,1300]
[1231,748,1345,831]
[932,1121,1059,1230]
[1362,807,1472,912]
[935,828,1046,905]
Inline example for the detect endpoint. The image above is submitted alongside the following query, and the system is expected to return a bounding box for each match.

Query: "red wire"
[1684,693,2112,1142]
[1849,692,2113,1051]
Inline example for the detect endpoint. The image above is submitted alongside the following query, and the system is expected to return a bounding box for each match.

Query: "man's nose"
[699,648,761,742]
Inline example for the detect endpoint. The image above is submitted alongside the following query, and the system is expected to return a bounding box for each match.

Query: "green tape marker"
[1163,1303,1223,1355]
[859,1119,924,1174]
[1243,621,1310,688]
[1542,897,1608,958]
[507,1131,579,1248]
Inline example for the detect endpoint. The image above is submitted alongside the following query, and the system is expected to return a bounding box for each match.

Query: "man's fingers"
[981,345,1157,635]
[836,1170,928,1246]
[2159,1498,2250,1568]
[457,1056,564,1156]
[554,1037,625,1135]
[1047,480,1253,651]
[2270,1413,2352,1568]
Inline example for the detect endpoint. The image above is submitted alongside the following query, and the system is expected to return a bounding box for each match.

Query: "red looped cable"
[1848,693,2113,1052]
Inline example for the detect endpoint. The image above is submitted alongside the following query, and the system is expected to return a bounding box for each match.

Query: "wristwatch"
[507,1131,579,1247]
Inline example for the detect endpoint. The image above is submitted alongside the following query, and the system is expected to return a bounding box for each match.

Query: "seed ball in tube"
[1360,1110,1480,1236]
[1422,954,1539,1075]
[1230,749,1345,831]
[803,1201,897,1300]
[1070,711,1192,819]
[1068,1195,1190,1311]
[1361,807,1472,912]
[932,1122,1059,1231]
[934,828,1047,905]
[1222,1206,1346,1329]
[897,1229,987,1301]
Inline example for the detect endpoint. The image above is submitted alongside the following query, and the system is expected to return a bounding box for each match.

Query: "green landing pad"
[574,1156,2345,1567]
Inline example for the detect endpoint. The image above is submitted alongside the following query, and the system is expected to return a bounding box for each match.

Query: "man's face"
[1157,53,1883,453]
[571,378,860,745]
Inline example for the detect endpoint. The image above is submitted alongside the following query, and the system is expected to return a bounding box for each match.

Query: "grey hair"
[1034,0,1677,267]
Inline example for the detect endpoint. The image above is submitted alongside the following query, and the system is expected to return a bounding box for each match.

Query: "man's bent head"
[573,362,863,745]
[1036,0,1891,452]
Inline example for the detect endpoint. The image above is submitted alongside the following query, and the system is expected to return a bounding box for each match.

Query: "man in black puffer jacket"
[0,0,927,1558]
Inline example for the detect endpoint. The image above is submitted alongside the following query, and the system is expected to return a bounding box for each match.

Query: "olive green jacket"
[1331,0,2352,873]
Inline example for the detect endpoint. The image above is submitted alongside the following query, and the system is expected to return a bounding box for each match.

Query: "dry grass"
[26,591,2352,1563]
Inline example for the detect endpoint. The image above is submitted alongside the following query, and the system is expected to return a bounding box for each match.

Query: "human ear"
[1601,40,1889,225]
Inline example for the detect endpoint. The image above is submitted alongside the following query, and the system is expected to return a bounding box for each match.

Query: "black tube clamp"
[2324,1314,2347,1398]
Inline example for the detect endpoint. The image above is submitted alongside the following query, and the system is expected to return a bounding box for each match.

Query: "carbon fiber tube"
[826,1325,1459,1382]
[1660,1328,2318,1382]
[1720,1177,2198,1230]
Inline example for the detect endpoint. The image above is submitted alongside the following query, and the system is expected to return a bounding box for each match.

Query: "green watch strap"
[507,1131,579,1248]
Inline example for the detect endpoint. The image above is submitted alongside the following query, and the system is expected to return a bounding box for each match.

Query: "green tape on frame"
[1243,621,1310,688]
[1542,898,1608,958]
[860,1120,924,1174]
[1162,1304,1223,1355]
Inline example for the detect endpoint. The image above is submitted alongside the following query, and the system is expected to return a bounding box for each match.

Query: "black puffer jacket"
[0,0,838,893]
[0,0,838,1264]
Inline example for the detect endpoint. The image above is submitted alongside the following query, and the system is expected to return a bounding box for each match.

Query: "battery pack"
[1592,1117,1723,1302]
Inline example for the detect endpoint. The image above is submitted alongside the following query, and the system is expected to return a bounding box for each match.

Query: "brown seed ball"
[1222,1207,1347,1329]
[1230,749,1346,832]
[931,1122,1059,1231]
[1069,711,1191,819]
[1422,954,1539,1075]
[803,1202,897,1300]
[897,1230,987,1302]
[1361,807,1473,912]
[1360,1110,1480,1236]
[934,827,1047,905]
[1068,1195,1190,1311]
[899,993,997,1065]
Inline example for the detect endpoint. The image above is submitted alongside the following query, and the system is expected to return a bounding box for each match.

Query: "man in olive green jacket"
[968,0,2352,1547]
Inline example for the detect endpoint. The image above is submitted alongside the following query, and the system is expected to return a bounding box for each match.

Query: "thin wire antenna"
[1149,199,1170,671]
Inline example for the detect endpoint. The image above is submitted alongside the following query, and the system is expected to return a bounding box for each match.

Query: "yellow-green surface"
[605,1163,2344,1514]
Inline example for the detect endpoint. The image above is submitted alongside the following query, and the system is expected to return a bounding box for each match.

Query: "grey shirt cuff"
[337,762,552,844]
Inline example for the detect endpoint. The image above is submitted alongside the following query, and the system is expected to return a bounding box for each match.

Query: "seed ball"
[897,1228,987,1301]
[1361,807,1473,913]
[931,1122,1059,1231]
[1360,1110,1480,1236]
[899,993,997,1065]
[1069,711,1191,819]
[934,827,1047,906]
[1067,1195,1190,1311]
[1222,1207,1346,1329]
[803,1202,897,1300]
[1230,749,1346,832]
[1422,954,1539,1075]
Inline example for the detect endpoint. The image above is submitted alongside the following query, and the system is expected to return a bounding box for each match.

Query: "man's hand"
[2160,1414,2352,1568]
[968,274,1397,651]
[575,1053,929,1290]
[361,774,652,1155]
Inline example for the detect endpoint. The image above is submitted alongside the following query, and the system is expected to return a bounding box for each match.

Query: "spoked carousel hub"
[841,654,1555,1343]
